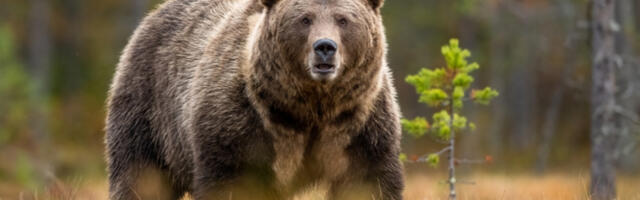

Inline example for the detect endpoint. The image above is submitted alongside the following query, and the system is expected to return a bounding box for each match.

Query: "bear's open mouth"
[312,64,336,75]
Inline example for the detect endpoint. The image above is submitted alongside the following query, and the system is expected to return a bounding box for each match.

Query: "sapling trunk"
[447,95,456,200]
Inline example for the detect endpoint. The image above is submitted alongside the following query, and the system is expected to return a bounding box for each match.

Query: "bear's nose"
[313,39,337,62]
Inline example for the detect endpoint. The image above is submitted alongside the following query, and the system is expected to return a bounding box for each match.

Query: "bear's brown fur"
[105,0,403,199]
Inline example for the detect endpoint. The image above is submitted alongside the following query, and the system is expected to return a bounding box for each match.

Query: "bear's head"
[251,0,385,85]
[246,0,387,126]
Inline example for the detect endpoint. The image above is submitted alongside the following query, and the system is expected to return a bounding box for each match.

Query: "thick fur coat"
[105,0,403,199]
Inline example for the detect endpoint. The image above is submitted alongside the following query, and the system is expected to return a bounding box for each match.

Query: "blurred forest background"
[1,0,639,199]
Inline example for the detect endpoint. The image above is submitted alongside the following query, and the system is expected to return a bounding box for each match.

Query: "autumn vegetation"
[1,0,640,199]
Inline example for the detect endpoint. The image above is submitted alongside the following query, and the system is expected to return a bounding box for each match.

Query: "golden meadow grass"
[2,172,639,200]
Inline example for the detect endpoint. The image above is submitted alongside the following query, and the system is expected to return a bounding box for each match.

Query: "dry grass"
[1,172,639,200]
[404,172,640,200]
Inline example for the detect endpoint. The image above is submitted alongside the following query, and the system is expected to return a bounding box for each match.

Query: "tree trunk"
[535,87,564,174]
[447,98,456,200]
[28,0,51,133]
[536,0,581,174]
[28,0,53,184]
[488,1,506,157]
[590,0,619,199]
[507,1,538,150]
[615,0,640,172]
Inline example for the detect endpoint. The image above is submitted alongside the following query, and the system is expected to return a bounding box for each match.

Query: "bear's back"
[117,0,258,99]
[107,0,263,190]
[112,0,261,135]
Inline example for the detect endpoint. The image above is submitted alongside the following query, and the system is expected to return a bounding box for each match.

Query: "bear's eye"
[338,18,348,26]
[301,17,312,26]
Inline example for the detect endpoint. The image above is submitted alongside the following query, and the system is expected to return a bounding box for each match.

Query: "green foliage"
[419,88,448,106]
[426,154,440,167]
[472,87,499,105]
[452,86,465,110]
[401,38,497,141]
[453,73,474,89]
[441,39,480,74]
[401,117,429,138]
[469,122,477,131]
[452,114,467,131]
[442,39,470,70]
[15,152,38,190]
[457,0,479,14]
[432,110,451,140]
[399,153,408,162]
[405,68,447,94]
[0,24,32,144]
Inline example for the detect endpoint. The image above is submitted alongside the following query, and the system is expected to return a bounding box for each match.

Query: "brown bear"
[105,0,403,199]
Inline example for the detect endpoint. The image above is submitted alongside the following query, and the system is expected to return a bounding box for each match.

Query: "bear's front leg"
[328,96,405,200]
[327,156,404,200]
[190,135,284,200]
[364,158,404,200]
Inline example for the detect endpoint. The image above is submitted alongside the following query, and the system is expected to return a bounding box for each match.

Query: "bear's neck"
[243,61,382,136]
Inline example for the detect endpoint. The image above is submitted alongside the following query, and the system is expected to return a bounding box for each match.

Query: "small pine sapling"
[400,39,498,200]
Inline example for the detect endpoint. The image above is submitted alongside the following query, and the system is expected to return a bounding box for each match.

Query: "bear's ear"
[261,0,279,9]
[365,0,384,11]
